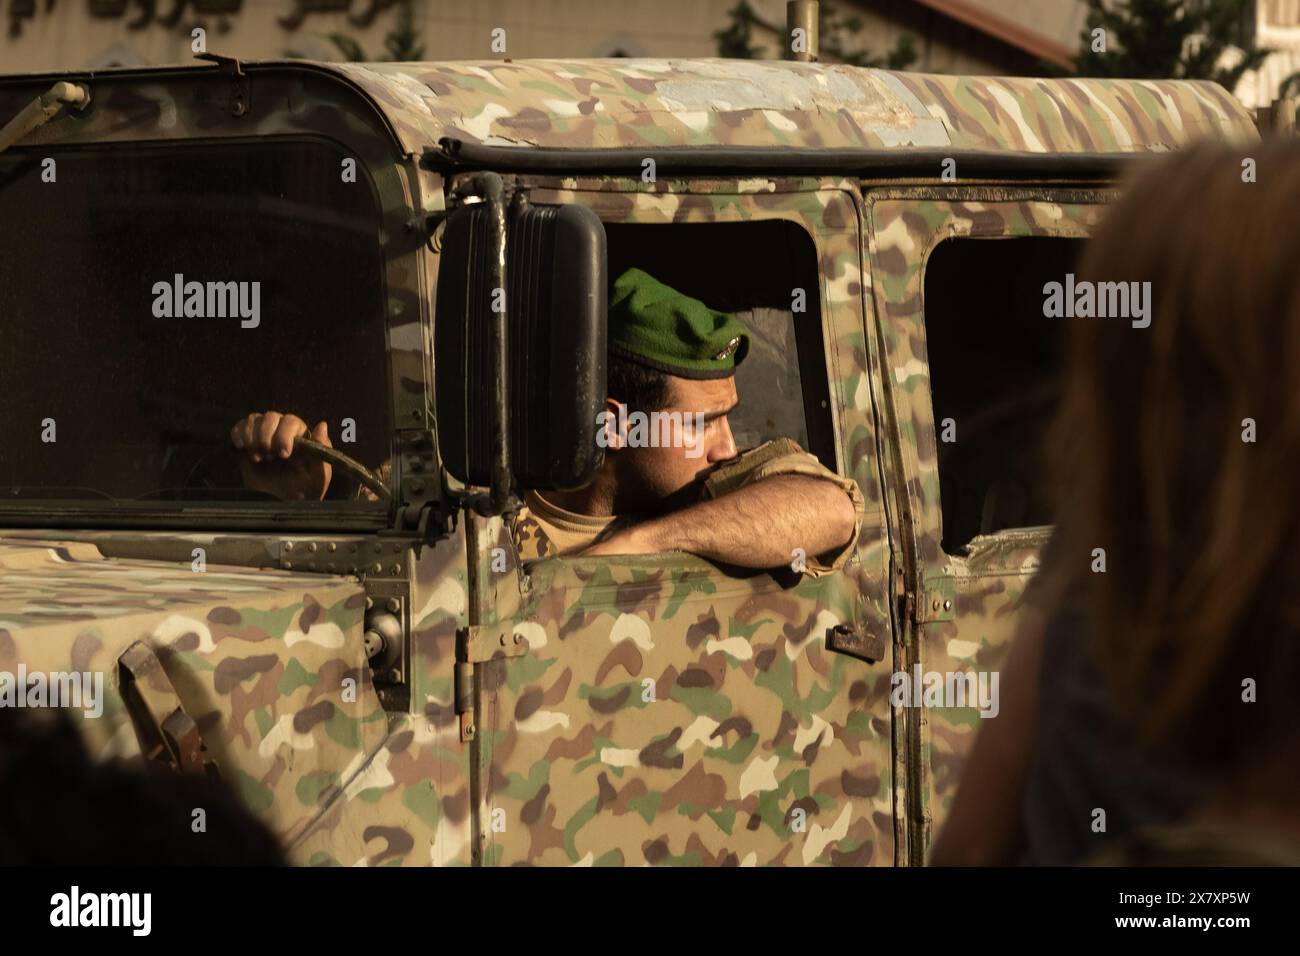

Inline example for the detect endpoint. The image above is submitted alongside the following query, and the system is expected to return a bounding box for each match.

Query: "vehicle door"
[467,174,897,867]
[864,185,1113,859]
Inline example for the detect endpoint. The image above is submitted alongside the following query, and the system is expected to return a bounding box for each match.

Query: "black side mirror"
[435,185,606,503]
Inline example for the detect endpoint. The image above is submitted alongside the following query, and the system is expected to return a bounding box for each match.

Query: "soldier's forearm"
[633,475,855,568]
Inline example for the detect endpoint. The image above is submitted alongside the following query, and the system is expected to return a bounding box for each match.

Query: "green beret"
[607,268,749,379]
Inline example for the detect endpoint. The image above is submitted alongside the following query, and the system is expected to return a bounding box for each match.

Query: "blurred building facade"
[1,0,1293,109]
[0,0,1081,74]
[743,0,1082,73]
[1241,0,1300,106]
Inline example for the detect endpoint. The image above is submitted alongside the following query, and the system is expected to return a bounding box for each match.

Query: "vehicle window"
[0,141,390,509]
[603,219,833,468]
[923,236,1084,552]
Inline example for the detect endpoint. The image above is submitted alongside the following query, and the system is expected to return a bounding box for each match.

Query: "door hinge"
[457,623,531,665]
[916,577,956,623]
[454,624,532,741]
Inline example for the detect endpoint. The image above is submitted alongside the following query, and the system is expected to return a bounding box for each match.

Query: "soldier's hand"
[230,411,333,501]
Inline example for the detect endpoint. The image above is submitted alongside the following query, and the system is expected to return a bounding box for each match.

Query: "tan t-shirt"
[509,438,864,577]
[514,490,627,557]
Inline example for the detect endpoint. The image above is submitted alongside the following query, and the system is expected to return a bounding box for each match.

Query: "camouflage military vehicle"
[0,56,1257,866]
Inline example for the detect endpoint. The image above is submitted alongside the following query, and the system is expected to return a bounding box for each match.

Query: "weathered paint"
[333,58,1256,155]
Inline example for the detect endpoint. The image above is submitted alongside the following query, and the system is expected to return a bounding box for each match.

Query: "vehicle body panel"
[0,58,1261,864]
[333,58,1255,154]
[0,536,385,846]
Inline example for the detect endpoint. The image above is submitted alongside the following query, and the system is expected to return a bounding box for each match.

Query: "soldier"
[232,268,862,576]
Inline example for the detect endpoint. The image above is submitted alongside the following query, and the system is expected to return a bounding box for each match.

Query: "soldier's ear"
[603,398,626,450]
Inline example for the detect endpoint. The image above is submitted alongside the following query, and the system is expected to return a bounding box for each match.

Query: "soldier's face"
[611,374,739,512]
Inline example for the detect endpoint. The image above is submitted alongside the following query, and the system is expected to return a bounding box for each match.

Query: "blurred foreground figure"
[934,141,1300,866]
[0,708,286,865]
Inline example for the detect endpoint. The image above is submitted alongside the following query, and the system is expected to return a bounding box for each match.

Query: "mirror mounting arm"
[449,172,513,516]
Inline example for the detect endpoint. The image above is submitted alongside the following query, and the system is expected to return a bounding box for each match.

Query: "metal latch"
[827,623,888,664]
[118,641,219,779]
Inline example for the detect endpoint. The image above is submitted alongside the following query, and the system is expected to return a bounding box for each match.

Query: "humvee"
[0,56,1257,866]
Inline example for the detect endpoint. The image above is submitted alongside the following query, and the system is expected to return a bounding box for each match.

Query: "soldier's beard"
[610,446,711,517]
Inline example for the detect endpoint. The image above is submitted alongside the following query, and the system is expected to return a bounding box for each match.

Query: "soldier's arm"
[582,474,856,568]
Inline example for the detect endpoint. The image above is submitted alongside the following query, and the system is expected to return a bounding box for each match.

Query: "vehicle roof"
[323,57,1258,156]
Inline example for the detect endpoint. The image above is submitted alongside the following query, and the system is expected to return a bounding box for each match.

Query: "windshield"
[0,139,391,512]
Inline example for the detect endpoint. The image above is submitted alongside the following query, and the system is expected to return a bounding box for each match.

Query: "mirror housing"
[435,195,606,498]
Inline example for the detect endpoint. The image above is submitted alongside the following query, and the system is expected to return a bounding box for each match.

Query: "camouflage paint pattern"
[865,193,1117,856]
[288,526,474,866]
[2,526,476,867]
[449,176,898,865]
[0,58,1264,865]
[334,58,1256,155]
[0,537,387,848]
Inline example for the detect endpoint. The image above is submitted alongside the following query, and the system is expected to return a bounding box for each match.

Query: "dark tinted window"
[0,141,389,509]
[923,237,1083,552]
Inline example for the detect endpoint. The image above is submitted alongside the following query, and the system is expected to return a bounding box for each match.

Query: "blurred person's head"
[1046,140,1300,784]
[0,707,286,865]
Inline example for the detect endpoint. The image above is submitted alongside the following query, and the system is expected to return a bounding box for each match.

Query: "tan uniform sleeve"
[701,438,865,577]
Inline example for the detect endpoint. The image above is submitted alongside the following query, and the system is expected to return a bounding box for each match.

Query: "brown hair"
[1044,140,1300,769]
